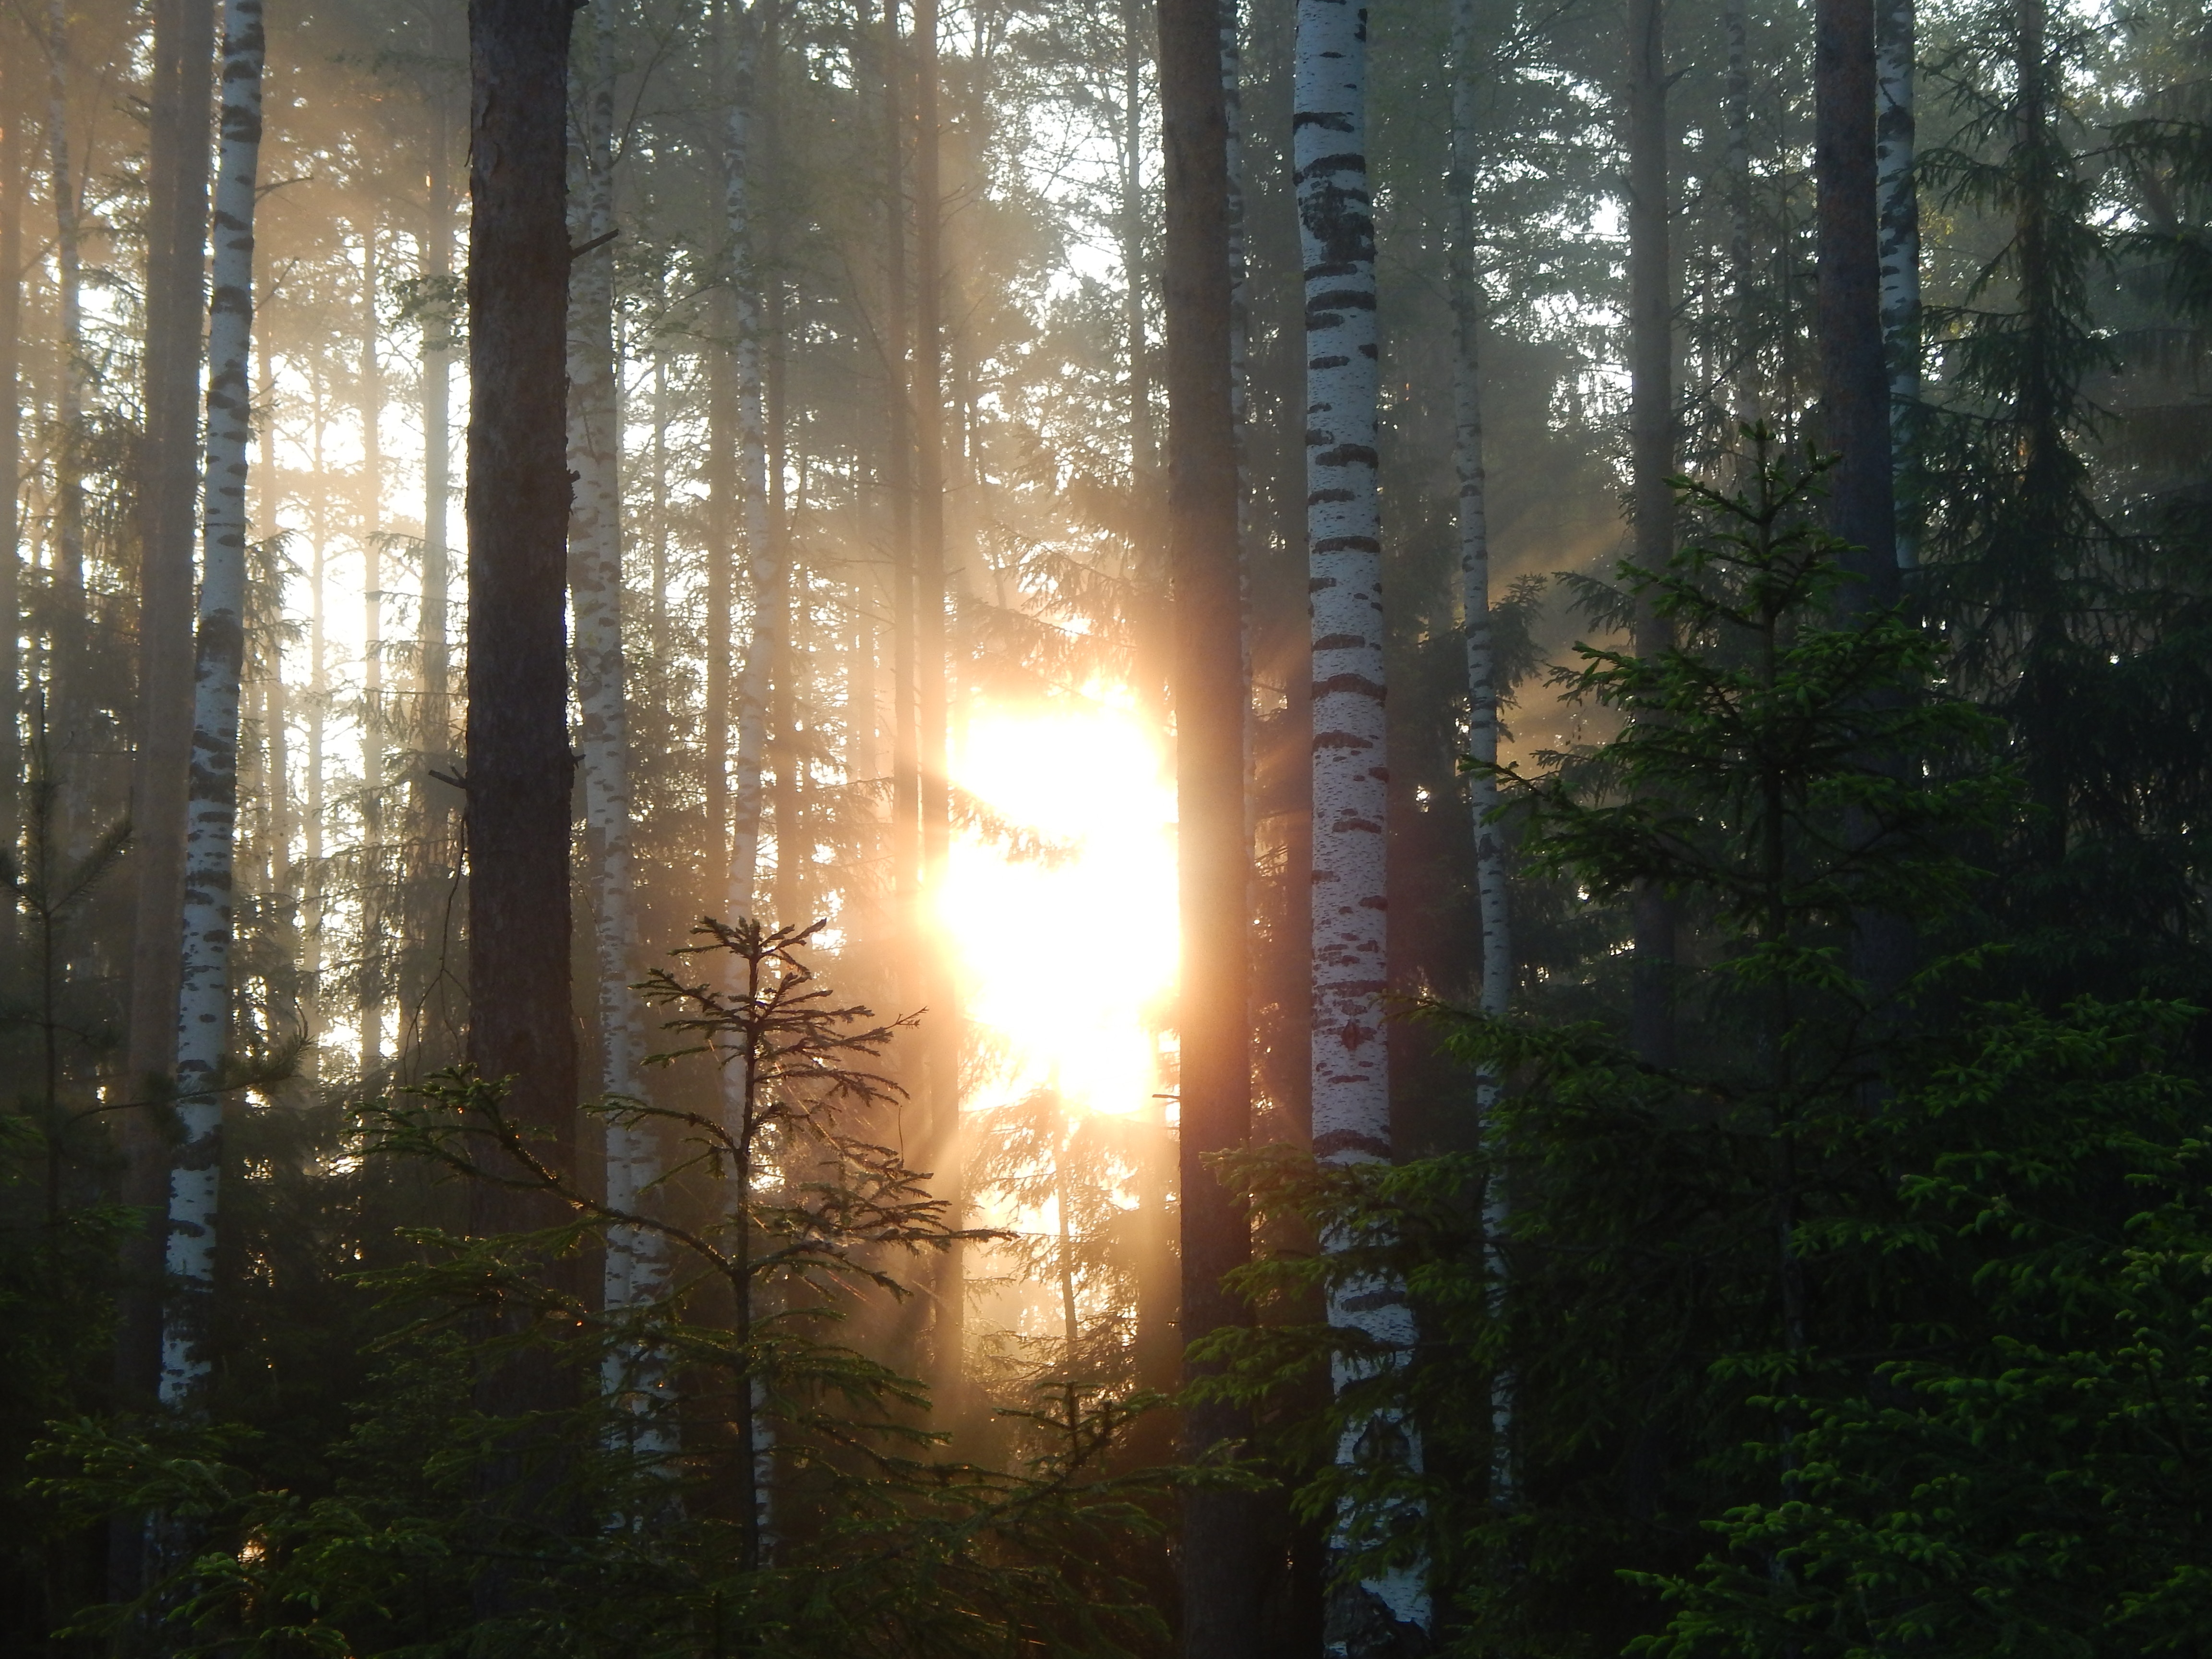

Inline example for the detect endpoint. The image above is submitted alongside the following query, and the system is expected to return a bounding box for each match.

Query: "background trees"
[1,0,2211,1650]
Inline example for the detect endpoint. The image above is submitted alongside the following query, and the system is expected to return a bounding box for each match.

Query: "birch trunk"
[1450,0,1514,1514]
[566,0,670,1407]
[1875,0,1919,567]
[1296,0,1424,1644]
[157,0,266,1409]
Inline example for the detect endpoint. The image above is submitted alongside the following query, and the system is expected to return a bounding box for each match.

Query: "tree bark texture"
[1815,0,1898,596]
[1627,0,1675,1069]
[1295,0,1428,1646]
[465,0,582,1610]
[157,0,265,1411]
[465,0,579,1226]
[1161,0,1261,1644]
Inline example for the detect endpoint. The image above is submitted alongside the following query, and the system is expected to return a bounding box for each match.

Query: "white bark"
[1297,0,1427,1641]
[1451,0,1514,1513]
[158,0,265,1411]
[1875,0,1920,569]
[567,0,672,1448]
[721,0,779,919]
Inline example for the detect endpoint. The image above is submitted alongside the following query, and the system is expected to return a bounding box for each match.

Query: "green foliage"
[1201,444,2212,1658]
[40,922,1169,1658]
[1636,998,2212,1659]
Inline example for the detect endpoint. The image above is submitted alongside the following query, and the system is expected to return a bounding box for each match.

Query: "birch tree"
[1296,0,1426,1643]
[158,0,267,1410]
[567,0,669,1419]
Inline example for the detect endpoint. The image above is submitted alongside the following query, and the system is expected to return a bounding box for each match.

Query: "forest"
[2,0,2210,1646]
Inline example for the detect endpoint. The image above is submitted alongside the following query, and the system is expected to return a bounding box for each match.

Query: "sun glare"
[942,697,1178,1118]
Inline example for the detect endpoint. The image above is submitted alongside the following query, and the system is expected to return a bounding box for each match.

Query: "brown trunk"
[910,0,964,1418]
[112,0,216,1530]
[464,0,579,1611]
[1815,0,1897,598]
[1162,0,1260,1645]
[0,50,21,833]
[1627,0,1675,1068]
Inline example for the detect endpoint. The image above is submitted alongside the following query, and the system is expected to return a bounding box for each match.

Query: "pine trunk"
[126,0,217,1125]
[721,0,780,918]
[1162,0,1260,1639]
[1451,0,1514,1514]
[156,0,266,1410]
[359,230,387,1078]
[1815,0,1897,594]
[1627,0,1675,1068]
[464,0,582,1604]
[45,0,85,754]
[1875,0,1919,565]
[910,0,964,1414]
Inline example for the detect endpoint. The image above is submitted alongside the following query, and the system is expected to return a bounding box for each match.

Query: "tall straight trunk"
[359,228,387,1076]
[1875,0,1918,567]
[1451,0,1514,1515]
[720,0,779,914]
[127,0,217,1122]
[1,53,22,842]
[910,0,963,1410]
[305,389,328,1045]
[1162,0,1259,1641]
[156,0,265,1409]
[881,0,918,932]
[45,0,85,752]
[1723,0,1755,427]
[1815,0,1896,595]
[407,58,459,1068]
[1120,0,1150,480]
[768,278,803,928]
[464,0,581,1604]
[469,0,579,1202]
[1626,0,1675,1067]
[567,0,669,1415]
[1295,0,1423,1647]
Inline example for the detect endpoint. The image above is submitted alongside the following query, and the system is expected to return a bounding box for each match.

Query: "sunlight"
[942,695,1178,1118]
